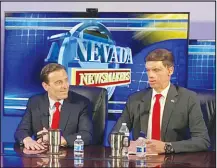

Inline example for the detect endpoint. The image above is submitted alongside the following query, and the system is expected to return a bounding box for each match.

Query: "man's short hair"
[40,63,66,83]
[145,48,174,67]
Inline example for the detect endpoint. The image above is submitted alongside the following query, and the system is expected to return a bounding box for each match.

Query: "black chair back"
[191,89,216,151]
[69,85,108,145]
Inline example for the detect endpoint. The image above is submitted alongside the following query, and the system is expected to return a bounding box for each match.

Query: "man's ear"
[42,82,49,91]
[168,66,174,76]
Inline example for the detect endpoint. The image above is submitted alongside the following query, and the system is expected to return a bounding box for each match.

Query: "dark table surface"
[1,142,216,167]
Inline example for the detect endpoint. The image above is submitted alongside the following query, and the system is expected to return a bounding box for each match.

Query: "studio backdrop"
[3,12,189,120]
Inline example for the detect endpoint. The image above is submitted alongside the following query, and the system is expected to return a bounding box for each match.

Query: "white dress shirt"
[48,97,63,127]
[147,83,171,140]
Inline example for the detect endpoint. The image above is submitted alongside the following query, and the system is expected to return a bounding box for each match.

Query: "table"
[1,142,216,167]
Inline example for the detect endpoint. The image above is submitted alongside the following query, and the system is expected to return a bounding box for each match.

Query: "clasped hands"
[129,138,166,155]
[23,127,67,151]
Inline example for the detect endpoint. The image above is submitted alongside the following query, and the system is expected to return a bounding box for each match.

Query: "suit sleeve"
[14,98,33,144]
[63,101,93,146]
[171,93,211,153]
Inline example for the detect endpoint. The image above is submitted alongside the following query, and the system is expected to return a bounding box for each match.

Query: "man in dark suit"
[111,49,210,154]
[15,63,93,150]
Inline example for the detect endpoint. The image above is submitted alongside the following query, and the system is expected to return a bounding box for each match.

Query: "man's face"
[145,61,174,92]
[42,69,69,101]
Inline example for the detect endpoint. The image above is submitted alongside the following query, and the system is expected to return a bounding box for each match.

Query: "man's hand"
[23,137,45,150]
[128,138,146,154]
[23,147,47,155]
[129,138,166,155]
[36,127,67,146]
[60,136,67,147]
[36,127,48,144]
[128,141,137,154]
[145,139,165,154]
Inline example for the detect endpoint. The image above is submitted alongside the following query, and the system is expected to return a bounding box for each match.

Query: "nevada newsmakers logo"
[45,21,133,99]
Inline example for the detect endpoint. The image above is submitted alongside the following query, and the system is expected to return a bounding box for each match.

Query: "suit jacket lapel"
[40,93,49,129]
[59,99,72,132]
[161,84,178,141]
[59,92,76,132]
[140,89,152,136]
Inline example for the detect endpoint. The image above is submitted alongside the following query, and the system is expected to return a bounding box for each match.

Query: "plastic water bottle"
[74,135,84,155]
[136,137,146,158]
[74,135,84,167]
[119,123,130,157]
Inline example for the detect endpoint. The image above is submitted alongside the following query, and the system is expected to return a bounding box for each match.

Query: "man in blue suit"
[15,63,93,150]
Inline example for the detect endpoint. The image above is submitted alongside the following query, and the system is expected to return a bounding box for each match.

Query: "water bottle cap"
[77,135,81,139]
[122,123,127,126]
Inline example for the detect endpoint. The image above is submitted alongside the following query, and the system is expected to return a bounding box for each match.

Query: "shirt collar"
[48,96,64,109]
[152,82,171,99]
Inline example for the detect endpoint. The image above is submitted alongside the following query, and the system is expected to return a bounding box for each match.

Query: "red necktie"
[51,102,61,129]
[152,94,162,140]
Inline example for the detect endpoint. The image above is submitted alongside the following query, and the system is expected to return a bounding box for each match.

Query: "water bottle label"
[74,145,83,151]
[143,147,146,152]
[136,146,142,152]
[136,146,146,153]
